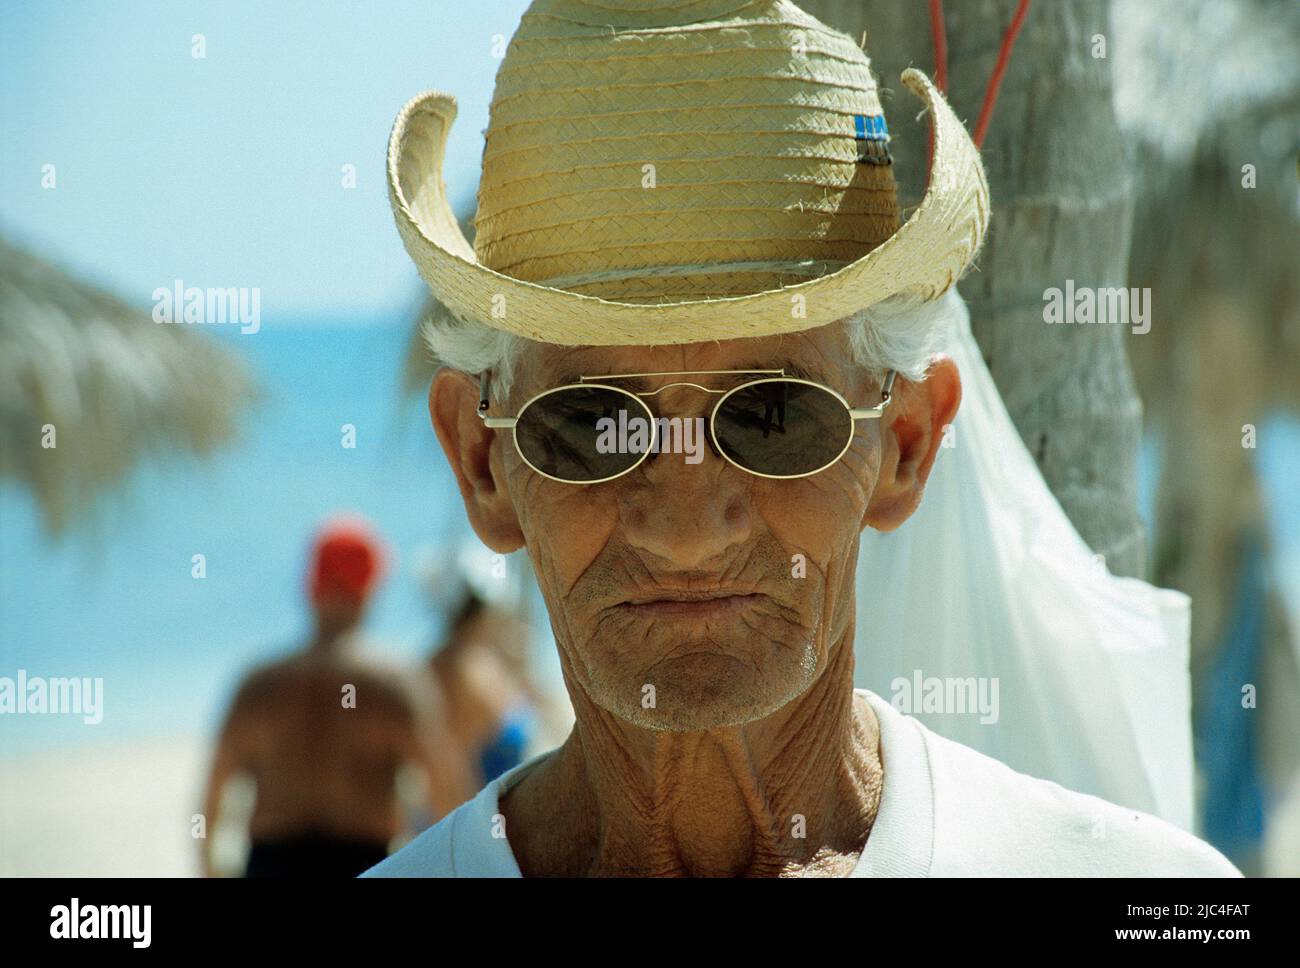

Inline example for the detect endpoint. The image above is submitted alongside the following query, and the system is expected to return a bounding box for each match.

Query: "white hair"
[841,292,955,384]
[419,292,954,402]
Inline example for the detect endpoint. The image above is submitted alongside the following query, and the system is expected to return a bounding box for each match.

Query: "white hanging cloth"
[854,286,1195,831]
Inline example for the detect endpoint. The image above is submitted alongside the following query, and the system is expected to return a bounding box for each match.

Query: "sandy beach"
[0,737,208,877]
[3,721,1295,876]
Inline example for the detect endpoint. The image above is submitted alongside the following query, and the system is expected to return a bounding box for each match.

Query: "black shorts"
[244,832,390,878]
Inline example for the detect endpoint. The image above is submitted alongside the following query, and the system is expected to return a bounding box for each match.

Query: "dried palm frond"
[0,237,256,535]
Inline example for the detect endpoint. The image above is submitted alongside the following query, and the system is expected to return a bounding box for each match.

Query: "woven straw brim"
[388,68,988,346]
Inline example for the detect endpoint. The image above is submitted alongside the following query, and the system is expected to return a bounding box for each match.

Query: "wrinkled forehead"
[516,320,856,394]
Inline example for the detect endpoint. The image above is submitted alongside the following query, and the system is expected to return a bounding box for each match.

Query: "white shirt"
[363,689,1240,877]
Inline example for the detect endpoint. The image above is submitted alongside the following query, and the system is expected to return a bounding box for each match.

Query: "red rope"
[972,0,1032,149]
[926,0,948,171]
[928,0,948,94]
[926,0,1033,166]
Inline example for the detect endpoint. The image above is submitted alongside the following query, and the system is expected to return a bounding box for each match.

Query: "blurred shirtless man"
[200,517,474,877]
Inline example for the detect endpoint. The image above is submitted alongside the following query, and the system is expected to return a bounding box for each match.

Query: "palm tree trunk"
[804,0,1148,577]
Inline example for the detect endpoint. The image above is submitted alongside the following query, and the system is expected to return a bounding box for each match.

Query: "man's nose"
[617,423,754,570]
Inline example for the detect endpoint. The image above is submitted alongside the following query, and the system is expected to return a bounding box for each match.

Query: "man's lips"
[615,591,767,618]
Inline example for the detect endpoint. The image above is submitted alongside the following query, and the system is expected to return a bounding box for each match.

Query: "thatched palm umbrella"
[0,238,256,535]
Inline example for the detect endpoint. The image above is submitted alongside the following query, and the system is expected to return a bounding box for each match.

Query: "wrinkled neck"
[515,627,881,877]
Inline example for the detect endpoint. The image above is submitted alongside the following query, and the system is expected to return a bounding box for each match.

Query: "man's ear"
[863,356,961,532]
[429,369,526,553]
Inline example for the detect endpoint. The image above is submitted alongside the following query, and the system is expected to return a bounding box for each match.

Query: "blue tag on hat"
[854,114,891,166]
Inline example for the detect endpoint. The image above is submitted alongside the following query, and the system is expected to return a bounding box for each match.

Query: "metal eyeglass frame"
[476,367,897,483]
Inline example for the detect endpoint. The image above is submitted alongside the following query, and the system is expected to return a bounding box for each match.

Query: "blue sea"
[1,319,1297,756]
[0,316,555,755]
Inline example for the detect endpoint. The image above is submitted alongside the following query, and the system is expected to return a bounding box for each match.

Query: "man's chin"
[609,650,814,733]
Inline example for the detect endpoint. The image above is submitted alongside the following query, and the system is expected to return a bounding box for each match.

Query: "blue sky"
[0,1,544,754]
[1,0,530,318]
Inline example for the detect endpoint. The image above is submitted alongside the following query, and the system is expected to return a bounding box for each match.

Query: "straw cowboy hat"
[387,0,988,346]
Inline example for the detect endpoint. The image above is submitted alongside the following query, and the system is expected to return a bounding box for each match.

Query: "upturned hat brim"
[387,68,987,346]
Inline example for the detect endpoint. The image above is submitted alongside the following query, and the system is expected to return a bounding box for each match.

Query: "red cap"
[307,517,386,605]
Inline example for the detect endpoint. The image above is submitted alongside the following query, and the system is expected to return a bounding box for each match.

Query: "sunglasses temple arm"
[849,369,897,421]
[477,371,518,428]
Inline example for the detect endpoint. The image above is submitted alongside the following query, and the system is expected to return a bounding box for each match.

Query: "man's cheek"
[760,472,864,561]
[838,434,882,500]
[515,482,617,596]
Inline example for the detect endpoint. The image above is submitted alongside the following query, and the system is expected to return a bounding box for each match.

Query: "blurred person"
[199,517,473,877]
[417,540,544,786]
[432,590,540,785]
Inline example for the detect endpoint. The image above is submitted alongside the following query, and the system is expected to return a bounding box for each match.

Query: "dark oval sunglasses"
[476,368,896,484]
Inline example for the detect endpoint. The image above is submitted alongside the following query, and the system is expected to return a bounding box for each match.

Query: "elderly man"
[365,0,1237,877]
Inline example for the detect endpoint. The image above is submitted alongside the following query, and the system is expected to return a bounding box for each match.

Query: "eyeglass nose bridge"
[630,381,726,462]
[632,381,729,398]
[624,386,725,464]
[639,426,725,465]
